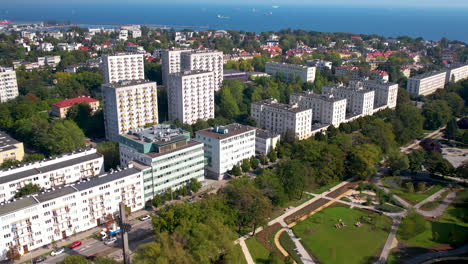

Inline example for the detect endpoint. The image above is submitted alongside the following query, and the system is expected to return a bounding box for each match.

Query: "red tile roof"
[51,96,98,108]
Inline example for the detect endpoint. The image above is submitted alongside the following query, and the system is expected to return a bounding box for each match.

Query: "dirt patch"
[327,182,359,199]
[284,198,329,225]
[256,223,285,259]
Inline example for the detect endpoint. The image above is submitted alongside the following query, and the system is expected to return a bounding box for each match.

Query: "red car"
[69,241,82,249]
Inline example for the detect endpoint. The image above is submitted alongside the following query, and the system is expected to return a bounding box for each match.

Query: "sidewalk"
[16,209,151,263]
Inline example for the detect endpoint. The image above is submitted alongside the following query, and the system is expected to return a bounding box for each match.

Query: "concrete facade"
[265,62,316,83]
[102,53,145,83]
[0,67,19,103]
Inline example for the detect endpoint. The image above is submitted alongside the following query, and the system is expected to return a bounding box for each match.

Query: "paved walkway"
[417,191,457,218]
[414,188,449,209]
[403,244,468,264]
[239,239,255,264]
[377,215,404,264]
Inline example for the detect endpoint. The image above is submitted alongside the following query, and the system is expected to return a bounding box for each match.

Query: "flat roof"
[292,91,346,103]
[170,70,212,77]
[0,197,38,217]
[72,167,141,191]
[256,129,280,139]
[102,79,155,89]
[253,99,311,113]
[0,153,102,185]
[410,70,446,80]
[0,131,20,150]
[196,123,256,140]
[145,140,202,158]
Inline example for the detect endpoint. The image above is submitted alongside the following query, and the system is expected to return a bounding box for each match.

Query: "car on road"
[32,256,46,263]
[104,237,118,245]
[139,215,151,221]
[50,248,65,256]
[69,241,82,249]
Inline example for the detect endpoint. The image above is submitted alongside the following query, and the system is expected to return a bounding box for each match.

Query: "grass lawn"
[382,177,445,205]
[245,236,284,264]
[270,193,313,219]
[279,231,303,264]
[308,181,341,194]
[292,206,392,264]
[420,191,449,211]
[227,244,247,264]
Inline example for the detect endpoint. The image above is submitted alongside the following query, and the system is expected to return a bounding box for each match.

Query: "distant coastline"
[2,4,468,42]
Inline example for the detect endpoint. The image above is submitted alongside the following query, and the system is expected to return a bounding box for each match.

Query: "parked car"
[69,241,82,249]
[32,256,46,263]
[139,215,151,221]
[104,237,118,245]
[50,248,65,256]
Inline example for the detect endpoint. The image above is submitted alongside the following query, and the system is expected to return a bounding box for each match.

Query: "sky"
[4,0,468,8]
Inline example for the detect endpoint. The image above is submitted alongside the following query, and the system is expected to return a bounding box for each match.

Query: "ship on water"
[217,15,230,19]
[0,20,10,25]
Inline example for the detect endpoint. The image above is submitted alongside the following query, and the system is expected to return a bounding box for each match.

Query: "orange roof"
[52,96,98,108]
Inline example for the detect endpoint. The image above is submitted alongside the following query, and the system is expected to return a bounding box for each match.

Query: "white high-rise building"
[406,71,446,96]
[446,64,468,83]
[0,67,19,103]
[265,62,316,83]
[181,50,224,91]
[119,125,205,200]
[167,70,215,125]
[102,53,145,83]
[0,149,104,202]
[195,124,256,180]
[360,79,399,109]
[161,49,192,85]
[290,91,347,127]
[102,80,158,142]
[251,99,313,140]
[322,83,375,116]
[0,165,144,260]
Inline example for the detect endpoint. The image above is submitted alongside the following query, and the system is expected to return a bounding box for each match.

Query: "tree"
[267,151,277,162]
[278,160,305,200]
[61,255,88,264]
[419,138,442,153]
[15,184,41,198]
[399,212,427,240]
[250,156,260,170]
[456,161,468,179]
[408,149,426,171]
[387,151,409,175]
[152,194,163,208]
[6,245,20,261]
[393,104,424,145]
[444,118,460,140]
[231,165,242,176]
[96,141,120,171]
[347,144,381,180]
[188,178,202,193]
[93,257,117,264]
[45,120,86,155]
[241,159,251,172]
[361,119,397,154]
[422,100,452,130]
[405,182,415,193]
[424,151,455,175]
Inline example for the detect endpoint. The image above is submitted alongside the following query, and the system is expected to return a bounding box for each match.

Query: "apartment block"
[370,70,389,82]
[0,67,19,103]
[119,124,205,200]
[265,62,316,83]
[290,91,346,127]
[251,99,313,140]
[0,148,104,202]
[161,49,192,86]
[181,50,224,91]
[0,131,24,166]
[322,83,375,116]
[102,53,145,83]
[195,124,256,180]
[360,79,398,109]
[306,59,332,71]
[0,165,144,260]
[406,71,446,96]
[335,65,361,80]
[255,129,281,155]
[446,64,468,83]
[102,80,158,142]
[167,70,215,125]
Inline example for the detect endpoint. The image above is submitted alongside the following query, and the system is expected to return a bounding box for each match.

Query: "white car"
[139,215,151,221]
[50,248,65,256]
[104,237,118,245]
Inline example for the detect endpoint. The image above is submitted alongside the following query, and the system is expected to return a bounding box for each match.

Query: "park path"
[403,244,468,264]
[238,239,255,264]
[377,215,404,264]
[416,191,457,218]
[414,188,449,209]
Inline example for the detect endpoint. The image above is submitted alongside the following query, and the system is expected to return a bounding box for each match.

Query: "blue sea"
[1,3,468,42]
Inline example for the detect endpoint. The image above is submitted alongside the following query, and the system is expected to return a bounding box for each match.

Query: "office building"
[322,83,375,116]
[406,71,446,96]
[167,70,215,125]
[0,131,24,166]
[0,67,19,103]
[181,50,224,91]
[255,129,281,155]
[251,99,313,140]
[119,124,205,200]
[265,62,316,83]
[290,91,347,127]
[102,53,145,83]
[51,96,100,119]
[0,148,104,202]
[195,124,256,180]
[102,80,158,142]
[0,165,143,260]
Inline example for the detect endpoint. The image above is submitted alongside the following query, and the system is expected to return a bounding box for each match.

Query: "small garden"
[292,205,392,264]
[245,223,291,264]
[381,176,445,205]
[345,183,405,213]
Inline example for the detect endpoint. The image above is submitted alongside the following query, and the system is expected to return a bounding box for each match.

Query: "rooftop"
[123,124,189,146]
[171,70,213,77]
[51,96,99,108]
[0,131,20,151]
[196,123,256,140]
[253,98,311,113]
[255,129,280,139]
[410,70,447,80]
[292,91,346,103]
[102,79,155,88]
